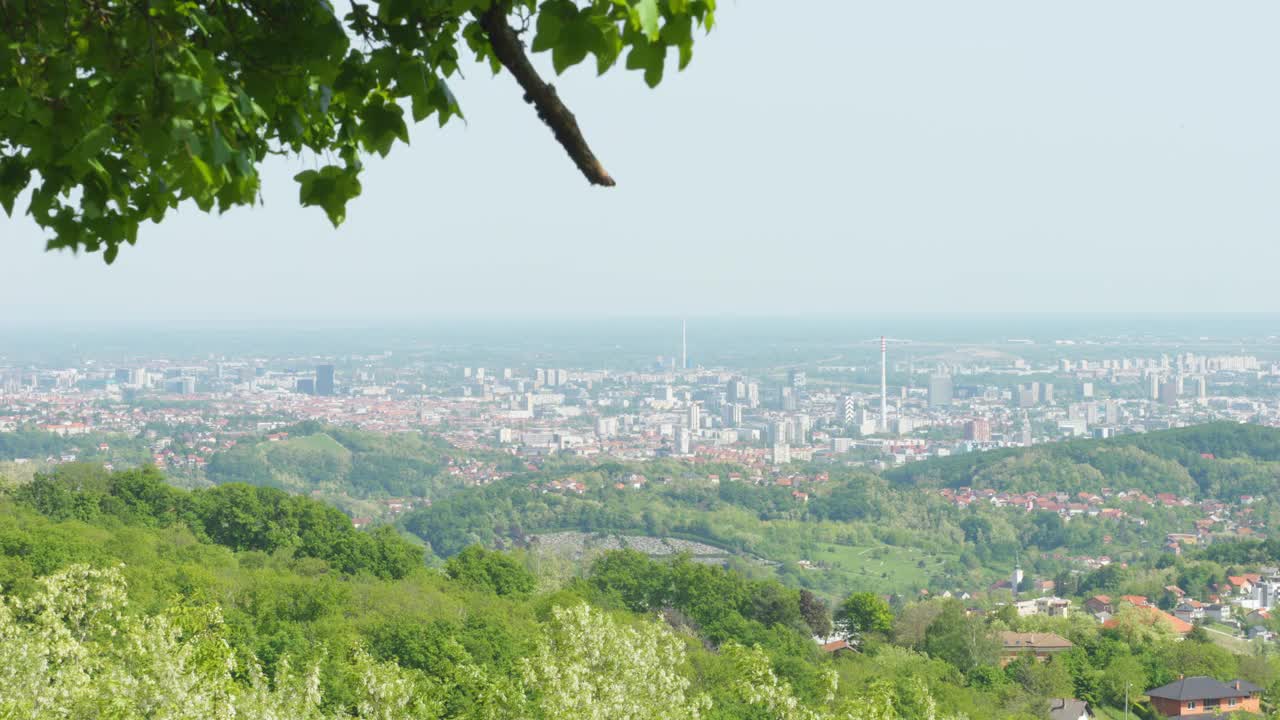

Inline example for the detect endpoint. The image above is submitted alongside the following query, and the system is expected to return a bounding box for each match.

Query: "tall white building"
[675,427,692,456]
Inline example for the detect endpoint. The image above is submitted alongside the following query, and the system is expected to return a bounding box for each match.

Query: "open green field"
[1201,624,1252,654]
[806,542,958,595]
[276,432,348,454]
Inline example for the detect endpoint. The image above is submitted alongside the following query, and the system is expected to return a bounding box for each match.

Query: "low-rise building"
[999,632,1073,666]
[1146,677,1261,717]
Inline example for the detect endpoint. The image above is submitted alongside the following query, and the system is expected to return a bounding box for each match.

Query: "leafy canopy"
[0,0,716,262]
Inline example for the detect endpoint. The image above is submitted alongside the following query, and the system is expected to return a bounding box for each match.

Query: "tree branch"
[478,6,615,187]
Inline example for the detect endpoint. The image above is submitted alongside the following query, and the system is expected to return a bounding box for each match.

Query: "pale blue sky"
[3,1,1280,325]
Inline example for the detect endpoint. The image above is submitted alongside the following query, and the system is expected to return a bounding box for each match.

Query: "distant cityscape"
[2,325,1277,476]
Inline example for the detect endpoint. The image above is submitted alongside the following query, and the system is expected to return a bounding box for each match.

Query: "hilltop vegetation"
[2,463,1278,719]
[0,464,978,719]
[886,422,1280,498]
[207,422,468,498]
[391,423,1280,603]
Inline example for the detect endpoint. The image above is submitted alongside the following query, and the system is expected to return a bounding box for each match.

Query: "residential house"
[1103,604,1193,637]
[1173,600,1205,625]
[819,639,854,655]
[1084,595,1113,615]
[1145,677,1261,717]
[1015,597,1072,618]
[1204,604,1233,624]
[1048,698,1090,720]
[999,632,1073,667]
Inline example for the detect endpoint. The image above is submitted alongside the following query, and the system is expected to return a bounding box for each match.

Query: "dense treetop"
[0,0,715,261]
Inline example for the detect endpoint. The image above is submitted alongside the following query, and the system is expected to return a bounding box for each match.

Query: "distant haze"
[4,0,1280,324]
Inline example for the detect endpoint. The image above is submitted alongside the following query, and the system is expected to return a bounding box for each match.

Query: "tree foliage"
[0,0,716,260]
[834,592,892,643]
[13,465,422,579]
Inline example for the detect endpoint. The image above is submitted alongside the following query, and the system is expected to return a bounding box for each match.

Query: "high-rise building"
[1081,382,1094,399]
[771,442,790,465]
[964,418,991,443]
[722,403,742,427]
[296,378,315,394]
[1194,375,1208,402]
[596,416,618,438]
[840,395,857,424]
[1041,383,1055,405]
[928,374,953,407]
[1104,399,1120,425]
[1158,379,1179,406]
[779,386,797,411]
[769,419,790,446]
[1017,383,1039,408]
[793,414,811,444]
[1148,374,1160,401]
[746,383,760,409]
[675,427,692,456]
[316,364,335,396]
[789,369,806,390]
[114,369,130,385]
[687,402,701,431]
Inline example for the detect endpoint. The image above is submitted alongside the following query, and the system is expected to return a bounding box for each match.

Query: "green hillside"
[205,423,473,500]
[886,422,1280,498]
[1,462,1275,719]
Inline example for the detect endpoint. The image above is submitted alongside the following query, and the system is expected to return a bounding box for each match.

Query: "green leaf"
[626,39,666,88]
[532,2,566,53]
[169,74,204,105]
[635,0,661,41]
[295,165,362,226]
[551,14,601,74]
[358,98,409,156]
[211,127,233,167]
[0,155,31,216]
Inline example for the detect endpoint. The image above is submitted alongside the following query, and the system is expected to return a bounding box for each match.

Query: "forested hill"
[885,422,1280,498]
[206,422,484,498]
[1,462,1273,718]
[0,463,994,719]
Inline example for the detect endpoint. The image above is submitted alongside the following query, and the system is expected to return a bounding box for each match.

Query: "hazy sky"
[4,0,1280,326]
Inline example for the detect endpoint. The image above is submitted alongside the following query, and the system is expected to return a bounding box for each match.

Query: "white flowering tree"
[0,564,445,719]
[0,565,968,720]
[721,642,965,720]
[521,603,710,720]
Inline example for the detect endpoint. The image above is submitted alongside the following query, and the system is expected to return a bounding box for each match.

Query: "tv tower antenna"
[682,319,687,370]
[880,336,888,432]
